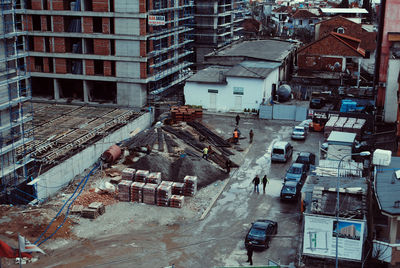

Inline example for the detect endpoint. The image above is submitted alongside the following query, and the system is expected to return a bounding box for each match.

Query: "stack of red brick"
[170,106,202,122]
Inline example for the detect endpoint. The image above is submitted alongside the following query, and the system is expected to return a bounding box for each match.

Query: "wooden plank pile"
[81,207,99,219]
[170,106,202,123]
[143,183,157,205]
[135,170,149,183]
[122,168,136,181]
[71,205,84,215]
[156,183,172,207]
[324,116,365,138]
[147,172,161,184]
[170,195,184,208]
[183,175,197,196]
[131,182,145,202]
[172,182,184,195]
[118,180,133,202]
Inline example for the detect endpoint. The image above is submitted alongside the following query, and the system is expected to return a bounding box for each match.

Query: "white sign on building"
[303,214,365,261]
[148,15,166,26]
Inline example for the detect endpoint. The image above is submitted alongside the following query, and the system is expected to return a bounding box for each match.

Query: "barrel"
[102,145,121,163]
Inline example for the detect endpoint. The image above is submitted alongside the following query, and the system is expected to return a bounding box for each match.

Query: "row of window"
[208,87,243,95]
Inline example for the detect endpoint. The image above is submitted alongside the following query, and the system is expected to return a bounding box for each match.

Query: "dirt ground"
[0,140,230,267]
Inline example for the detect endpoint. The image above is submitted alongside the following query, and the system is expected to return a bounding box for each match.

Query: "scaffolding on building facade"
[0,0,36,204]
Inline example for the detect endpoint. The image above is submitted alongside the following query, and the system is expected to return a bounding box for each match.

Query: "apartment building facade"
[194,0,244,66]
[0,0,34,203]
[22,0,194,107]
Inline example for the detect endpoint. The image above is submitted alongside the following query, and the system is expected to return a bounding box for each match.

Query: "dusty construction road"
[20,114,324,268]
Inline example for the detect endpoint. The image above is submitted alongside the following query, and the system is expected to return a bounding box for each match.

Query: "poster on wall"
[148,15,165,26]
[303,214,365,261]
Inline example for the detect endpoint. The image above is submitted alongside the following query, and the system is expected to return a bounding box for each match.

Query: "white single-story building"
[184,61,280,112]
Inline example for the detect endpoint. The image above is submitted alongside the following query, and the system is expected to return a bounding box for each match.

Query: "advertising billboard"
[303,214,365,261]
[148,15,165,26]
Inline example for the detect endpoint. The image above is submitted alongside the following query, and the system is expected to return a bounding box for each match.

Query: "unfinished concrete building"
[0,0,35,203]
[194,0,244,66]
[21,0,194,107]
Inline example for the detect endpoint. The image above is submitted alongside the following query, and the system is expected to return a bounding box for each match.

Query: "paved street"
[25,114,324,268]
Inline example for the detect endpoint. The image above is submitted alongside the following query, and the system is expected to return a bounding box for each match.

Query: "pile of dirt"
[130,154,228,189]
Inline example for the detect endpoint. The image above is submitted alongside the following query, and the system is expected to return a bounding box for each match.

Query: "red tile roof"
[298,32,365,57]
[316,16,376,51]
[291,9,318,19]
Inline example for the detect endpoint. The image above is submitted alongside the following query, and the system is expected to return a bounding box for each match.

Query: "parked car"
[245,219,278,249]
[291,126,307,140]
[280,180,301,201]
[284,163,307,183]
[298,119,312,132]
[271,141,293,163]
[295,152,316,172]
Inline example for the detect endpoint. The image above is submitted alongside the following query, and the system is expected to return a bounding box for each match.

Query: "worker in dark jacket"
[246,245,253,265]
[249,129,254,143]
[262,175,269,194]
[252,175,260,193]
[236,114,240,126]
[225,159,232,174]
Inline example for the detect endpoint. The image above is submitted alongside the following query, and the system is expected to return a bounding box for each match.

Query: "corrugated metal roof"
[375,157,400,215]
[186,66,229,83]
[320,8,369,13]
[327,131,356,144]
[225,65,274,78]
[211,39,295,62]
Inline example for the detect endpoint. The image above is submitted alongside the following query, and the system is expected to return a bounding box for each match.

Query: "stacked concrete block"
[156,184,171,207]
[122,168,136,181]
[172,182,184,195]
[170,195,184,208]
[131,182,145,202]
[88,202,105,215]
[147,172,161,185]
[135,170,149,183]
[183,175,197,197]
[118,180,133,202]
[143,183,157,205]
[81,208,99,219]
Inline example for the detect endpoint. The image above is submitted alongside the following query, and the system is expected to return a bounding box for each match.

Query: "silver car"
[291,126,307,140]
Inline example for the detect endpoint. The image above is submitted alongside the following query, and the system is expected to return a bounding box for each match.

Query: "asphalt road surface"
[25,114,324,268]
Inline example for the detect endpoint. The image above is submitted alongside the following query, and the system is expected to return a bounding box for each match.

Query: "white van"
[271,141,293,162]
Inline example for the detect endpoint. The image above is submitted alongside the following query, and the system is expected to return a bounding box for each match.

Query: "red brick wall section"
[41,16,47,31]
[31,0,42,10]
[43,58,50,73]
[52,16,64,32]
[104,61,112,76]
[93,0,109,12]
[52,0,64,10]
[93,39,110,55]
[86,60,95,75]
[53,37,66,53]
[83,17,93,33]
[139,0,146,13]
[297,54,343,72]
[102,18,110,34]
[33,37,44,52]
[140,62,147,79]
[28,57,35,73]
[140,19,146,35]
[140,41,146,57]
[55,58,67,74]
[24,16,33,31]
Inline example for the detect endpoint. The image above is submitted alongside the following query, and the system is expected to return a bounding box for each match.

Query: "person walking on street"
[202,147,208,160]
[252,175,260,193]
[246,245,253,265]
[225,159,232,174]
[249,129,254,143]
[236,114,240,126]
[262,175,269,194]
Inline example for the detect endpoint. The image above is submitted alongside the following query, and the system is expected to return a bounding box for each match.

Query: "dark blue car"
[245,219,278,249]
[284,163,306,183]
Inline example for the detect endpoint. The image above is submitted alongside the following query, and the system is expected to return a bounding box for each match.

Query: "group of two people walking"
[252,175,269,194]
